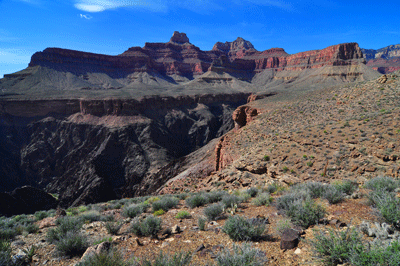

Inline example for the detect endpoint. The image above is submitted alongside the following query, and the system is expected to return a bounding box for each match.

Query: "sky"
[1,0,400,78]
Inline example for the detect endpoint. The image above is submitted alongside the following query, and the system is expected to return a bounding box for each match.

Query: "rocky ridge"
[362,44,400,74]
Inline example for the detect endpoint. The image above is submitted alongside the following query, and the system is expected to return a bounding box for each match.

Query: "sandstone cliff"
[362,44,400,73]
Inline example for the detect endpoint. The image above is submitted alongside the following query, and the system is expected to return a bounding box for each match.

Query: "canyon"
[0,31,383,214]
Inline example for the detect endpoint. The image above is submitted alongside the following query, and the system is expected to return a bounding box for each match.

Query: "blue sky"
[1,0,400,78]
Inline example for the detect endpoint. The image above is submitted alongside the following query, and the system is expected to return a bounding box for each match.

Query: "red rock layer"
[366,57,400,74]
[28,32,366,77]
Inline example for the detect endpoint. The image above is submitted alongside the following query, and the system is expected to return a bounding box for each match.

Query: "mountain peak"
[212,37,255,53]
[169,31,190,44]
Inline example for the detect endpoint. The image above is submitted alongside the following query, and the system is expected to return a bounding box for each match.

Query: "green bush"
[275,219,293,236]
[215,243,268,266]
[152,196,179,212]
[246,187,259,198]
[309,227,363,266]
[284,197,325,228]
[275,191,308,212]
[175,210,191,219]
[185,194,208,208]
[105,222,122,235]
[198,217,206,231]
[77,248,128,266]
[364,176,399,192]
[123,203,148,218]
[322,186,344,204]
[140,251,192,266]
[131,215,161,237]
[333,180,357,195]
[79,210,104,223]
[34,211,49,221]
[221,194,242,208]
[350,241,400,266]
[223,215,266,241]
[47,216,83,243]
[0,239,12,266]
[204,203,224,221]
[205,191,228,203]
[56,231,88,257]
[25,223,39,234]
[369,190,400,227]
[252,192,273,206]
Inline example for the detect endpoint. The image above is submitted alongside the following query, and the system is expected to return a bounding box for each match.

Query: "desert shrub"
[322,186,344,204]
[105,222,122,235]
[223,215,265,241]
[153,210,165,216]
[0,227,17,241]
[25,223,39,234]
[185,194,208,208]
[143,197,160,205]
[34,211,48,221]
[79,210,104,223]
[221,194,242,208]
[77,248,128,266]
[56,231,88,257]
[350,241,400,266]
[275,219,293,236]
[278,195,325,228]
[252,192,273,206]
[333,180,358,195]
[275,191,308,212]
[364,176,399,192]
[175,210,191,219]
[205,190,227,203]
[0,239,12,266]
[215,243,268,266]
[47,216,83,243]
[140,251,192,266]
[131,215,161,237]
[204,203,224,221]
[152,196,179,212]
[369,190,400,226]
[309,227,363,266]
[198,217,206,231]
[123,203,148,218]
[246,187,259,198]
[304,182,327,198]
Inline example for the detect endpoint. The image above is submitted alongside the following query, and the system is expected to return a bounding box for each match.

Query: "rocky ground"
[2,186,386,266]
[162,72,400,194]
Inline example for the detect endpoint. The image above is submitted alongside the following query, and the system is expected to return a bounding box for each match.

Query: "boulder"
[280,229,300,250]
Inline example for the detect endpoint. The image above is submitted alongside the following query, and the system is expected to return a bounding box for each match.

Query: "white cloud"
[79,13,93,19]
[74,0,153,12]
[73,0,222,13]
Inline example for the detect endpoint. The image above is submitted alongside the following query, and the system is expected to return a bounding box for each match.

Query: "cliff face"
[25,32,366,82]
[0,93,249,207]
[362,44,400,73]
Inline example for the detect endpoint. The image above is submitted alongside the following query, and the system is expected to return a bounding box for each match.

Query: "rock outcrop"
[362,44,400,73]
[0,186,58,217]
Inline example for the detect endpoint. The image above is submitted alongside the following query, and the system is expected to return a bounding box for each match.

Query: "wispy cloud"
[236,0,293,11]
[74,0,154,12]
[79,14,93,19]
[14,0,42,5]
[73,0,222,13]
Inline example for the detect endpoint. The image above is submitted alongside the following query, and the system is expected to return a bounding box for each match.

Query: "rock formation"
[362,44,400,73]
[0,32,381,208]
